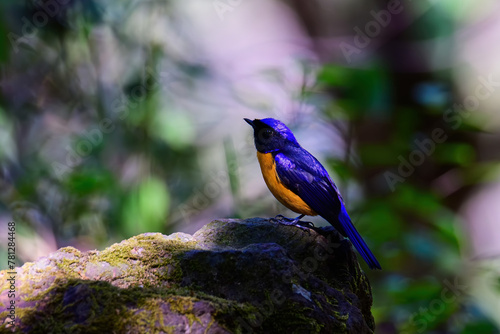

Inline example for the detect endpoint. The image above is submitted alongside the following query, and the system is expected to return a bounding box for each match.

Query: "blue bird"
[245,118,381,270]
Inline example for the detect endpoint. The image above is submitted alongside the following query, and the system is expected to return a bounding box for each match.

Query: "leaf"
[123,177,170,237]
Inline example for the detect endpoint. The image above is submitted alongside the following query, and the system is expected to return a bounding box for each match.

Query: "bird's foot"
[270,214,298,224]
[270,214,315,231]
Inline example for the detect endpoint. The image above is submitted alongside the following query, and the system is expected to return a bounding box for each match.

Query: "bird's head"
[244,118,299,153]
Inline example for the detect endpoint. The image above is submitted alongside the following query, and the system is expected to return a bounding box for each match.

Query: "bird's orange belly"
[257,152,317,216]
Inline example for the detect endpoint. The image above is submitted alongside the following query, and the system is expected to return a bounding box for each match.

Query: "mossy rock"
[0,218,375,333]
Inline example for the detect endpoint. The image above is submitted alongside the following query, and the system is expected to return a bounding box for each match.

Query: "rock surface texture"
[0,218,375,333]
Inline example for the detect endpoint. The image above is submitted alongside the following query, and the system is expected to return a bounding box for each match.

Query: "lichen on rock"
[0,218,375,333]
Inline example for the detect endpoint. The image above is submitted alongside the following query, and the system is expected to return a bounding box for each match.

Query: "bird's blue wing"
[274,149,381,270]
[274,149,342,221]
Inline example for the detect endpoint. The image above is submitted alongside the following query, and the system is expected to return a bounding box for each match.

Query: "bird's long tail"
[337,205,381,270]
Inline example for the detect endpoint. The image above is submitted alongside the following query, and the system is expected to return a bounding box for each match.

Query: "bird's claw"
[270,214,315,232]
[296,221,315,229]
[273,214,298,221]
[270,214,297,224]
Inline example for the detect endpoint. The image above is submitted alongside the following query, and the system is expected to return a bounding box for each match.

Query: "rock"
[0,218,375,333]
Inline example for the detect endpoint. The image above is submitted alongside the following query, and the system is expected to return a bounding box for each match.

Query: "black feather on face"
[244,118,297,153]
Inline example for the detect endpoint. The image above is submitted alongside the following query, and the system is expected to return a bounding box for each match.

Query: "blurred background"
[1,0,500,333]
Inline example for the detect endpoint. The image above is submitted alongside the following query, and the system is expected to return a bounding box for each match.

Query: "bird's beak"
[244,118,255,128]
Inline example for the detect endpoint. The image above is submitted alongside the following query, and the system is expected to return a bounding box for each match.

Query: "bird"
[244,117,381,270]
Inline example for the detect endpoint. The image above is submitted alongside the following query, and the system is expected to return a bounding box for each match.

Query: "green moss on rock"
[0,218,375,333]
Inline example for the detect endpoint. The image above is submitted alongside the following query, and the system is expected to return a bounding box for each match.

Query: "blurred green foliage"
[316,57,498,332]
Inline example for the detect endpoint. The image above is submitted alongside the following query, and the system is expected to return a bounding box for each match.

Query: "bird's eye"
[259,129,273,141]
